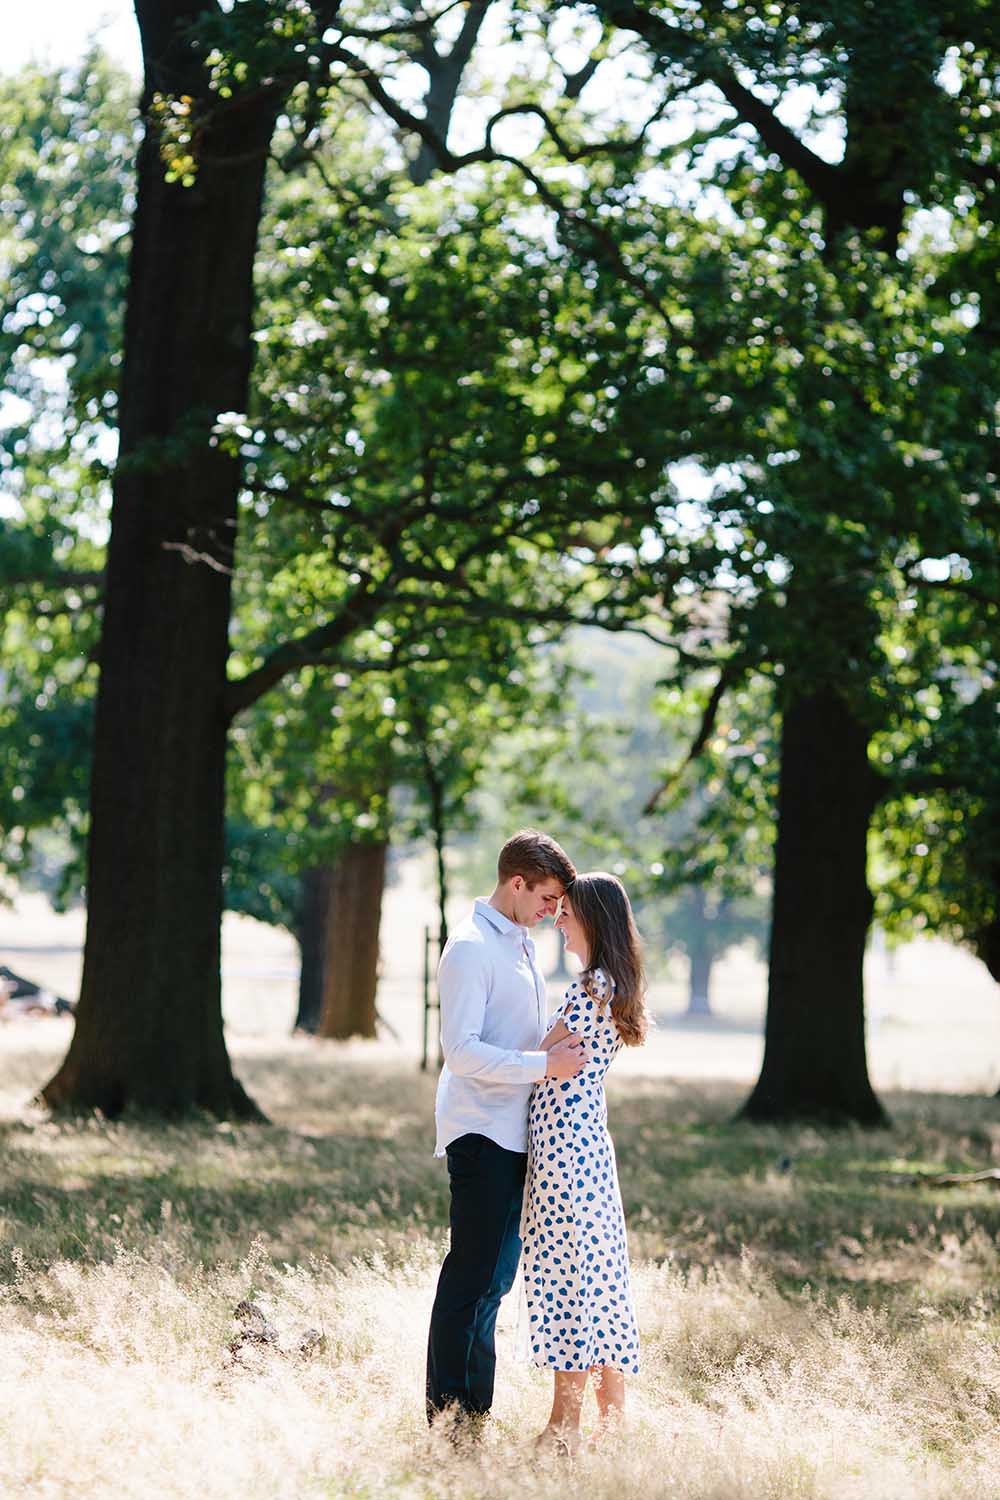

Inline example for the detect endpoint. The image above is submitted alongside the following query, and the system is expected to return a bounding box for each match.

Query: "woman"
[521,871,649,1453]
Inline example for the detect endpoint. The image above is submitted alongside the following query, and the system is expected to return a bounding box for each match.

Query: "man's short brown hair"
[497,829,575,888]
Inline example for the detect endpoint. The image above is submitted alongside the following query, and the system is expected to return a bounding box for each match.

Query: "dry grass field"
[3,1028,1000,1498]
[3,870,1000,1498]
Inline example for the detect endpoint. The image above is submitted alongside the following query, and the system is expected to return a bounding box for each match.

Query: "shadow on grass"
[2,1051,1000,1313]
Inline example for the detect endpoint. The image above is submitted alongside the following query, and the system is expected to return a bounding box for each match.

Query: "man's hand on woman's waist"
[544,1035,586,1080]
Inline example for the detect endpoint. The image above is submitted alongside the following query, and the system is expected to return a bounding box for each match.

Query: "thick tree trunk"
[293,867,329,1035]
[741,687,886,1125]
[976,857,1000,986]
[975,867,1000,1097]
[43,4,280,1117]
[316,841,388,1040]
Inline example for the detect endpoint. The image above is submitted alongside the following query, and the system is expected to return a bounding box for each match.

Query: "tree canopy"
[0,0,997,1118]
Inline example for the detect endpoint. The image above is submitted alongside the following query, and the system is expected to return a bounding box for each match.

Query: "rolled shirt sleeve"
[438,941,547,1085]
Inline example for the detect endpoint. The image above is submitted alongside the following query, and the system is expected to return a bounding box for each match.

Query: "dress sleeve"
[560,975,609,1040]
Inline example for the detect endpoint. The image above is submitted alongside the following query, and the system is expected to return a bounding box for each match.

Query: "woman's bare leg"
[591,1366,625,1435]
[534,1371,589,1454]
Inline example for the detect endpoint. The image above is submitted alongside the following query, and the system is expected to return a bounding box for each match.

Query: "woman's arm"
[539,1018,572,1051]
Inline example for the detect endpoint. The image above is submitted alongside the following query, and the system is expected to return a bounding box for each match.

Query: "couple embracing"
[426,829,649,1452]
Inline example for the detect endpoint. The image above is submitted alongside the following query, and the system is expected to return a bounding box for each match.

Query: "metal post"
[421,924,431,1072]
[436,926,444,1069]
[421,925,444,1072]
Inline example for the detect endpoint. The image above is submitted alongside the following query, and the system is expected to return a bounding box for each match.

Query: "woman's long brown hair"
[566,872,649,1046]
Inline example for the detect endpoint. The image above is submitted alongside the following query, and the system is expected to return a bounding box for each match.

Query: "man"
[425,829,586,1427]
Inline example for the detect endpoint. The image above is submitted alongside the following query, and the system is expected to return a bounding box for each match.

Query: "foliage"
[0,55,675,919]
[3,1,998,984]
[463,632,771,979]
[562,0,1000,976]
[216,126,677,918]
[226,150,674,705]
[0,51,136,892]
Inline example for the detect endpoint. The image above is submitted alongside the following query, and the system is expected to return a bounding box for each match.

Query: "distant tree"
[224,666,393,1038]
[640,674,776,1015]
[225,619,575,1036]
[462,634,772,1012]
[214,144,668,1041]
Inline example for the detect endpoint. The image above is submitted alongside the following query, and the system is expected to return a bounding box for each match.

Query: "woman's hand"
[540,1019,571,1052]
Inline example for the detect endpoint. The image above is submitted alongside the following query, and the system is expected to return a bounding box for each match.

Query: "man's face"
[510,875,564,928]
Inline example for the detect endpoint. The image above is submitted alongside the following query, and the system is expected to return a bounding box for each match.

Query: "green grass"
[3,1034,1000,1498]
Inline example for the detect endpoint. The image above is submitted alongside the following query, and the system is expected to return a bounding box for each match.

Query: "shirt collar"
[474,897,527,941]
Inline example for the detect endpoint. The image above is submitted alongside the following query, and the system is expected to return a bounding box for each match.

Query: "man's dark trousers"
[426,1133,527,1423]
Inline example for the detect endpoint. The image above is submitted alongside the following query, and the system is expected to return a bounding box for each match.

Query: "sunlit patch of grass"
[3,1033,1000,1497]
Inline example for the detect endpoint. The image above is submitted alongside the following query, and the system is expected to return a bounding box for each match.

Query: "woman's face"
[555,895,589,964]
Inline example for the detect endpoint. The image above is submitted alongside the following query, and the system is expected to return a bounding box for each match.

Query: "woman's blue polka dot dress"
[521,971,640,1373]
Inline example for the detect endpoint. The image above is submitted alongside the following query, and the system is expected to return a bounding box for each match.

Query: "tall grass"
[2,1028,1000,1498]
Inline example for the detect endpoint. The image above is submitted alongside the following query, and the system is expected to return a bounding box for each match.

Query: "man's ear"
[510,875,524,895]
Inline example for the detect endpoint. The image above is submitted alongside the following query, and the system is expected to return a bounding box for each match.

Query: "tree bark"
[316,841,388,1040]
[976,856,1000,986]
[741,686,886,1125]
[293,867,330,1034]
[974,866,1000,1096]
[42,3,281,1117]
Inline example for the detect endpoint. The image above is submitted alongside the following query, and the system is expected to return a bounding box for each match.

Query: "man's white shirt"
[434,898,549,1156]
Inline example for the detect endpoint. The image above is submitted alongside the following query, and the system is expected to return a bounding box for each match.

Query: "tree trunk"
[293,867,330,1035]
[975,866,1000,1097]
[741,686,886,1125]
[687,949,713,1017]
[408,0,490,187]
[976,857,1000,986]
[42,4,281,1117]
[316,841,388,1040]
[685,886,712,1016]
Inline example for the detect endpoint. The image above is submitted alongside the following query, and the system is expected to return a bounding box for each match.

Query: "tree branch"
[332,0,470,43]
[561,31,613,101]
[642,656,748,815]
[321,38,685,327]
[225,575,388,720]
[595,0,842,206]
[408,0,492,185]
[887,767,973,798]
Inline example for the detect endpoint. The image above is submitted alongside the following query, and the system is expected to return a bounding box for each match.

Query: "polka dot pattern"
[521,971,640,1374]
